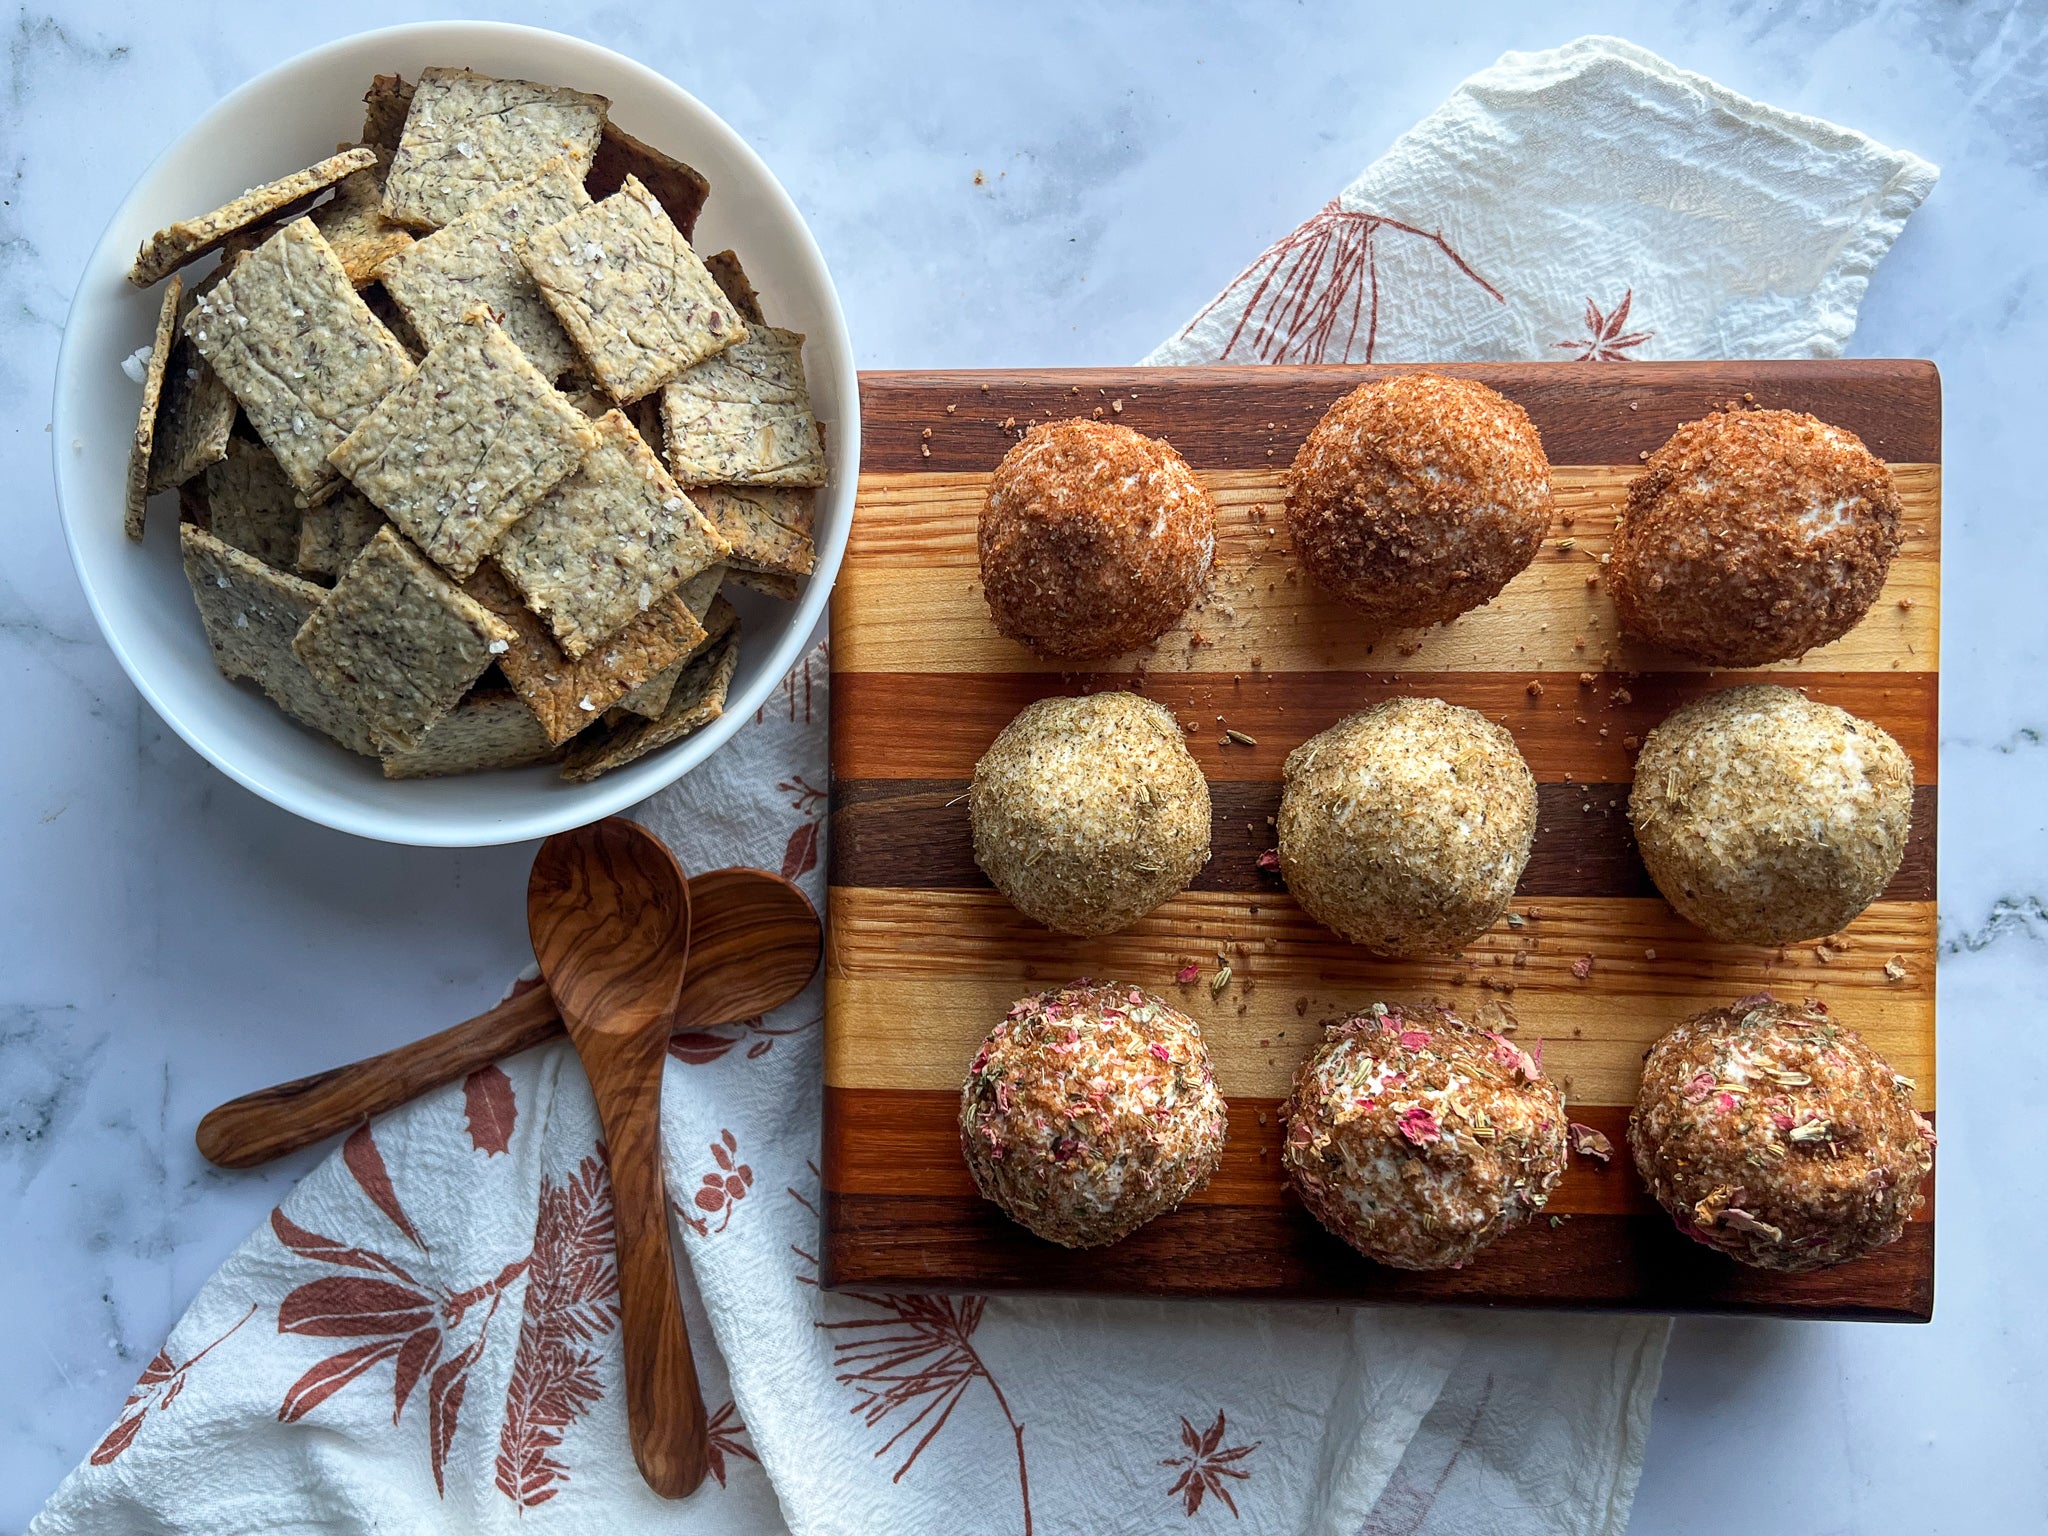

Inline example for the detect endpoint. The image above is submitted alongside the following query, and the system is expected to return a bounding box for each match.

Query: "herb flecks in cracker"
[702,249,765,325]
[562,621,740,782]
[689,485,816,576]
[660,326,825,488]
[382,67,608,231]
[129,147,377,287]
[309,144,416,287]
[380,686,559,778]
[296,490,388,582]
[204,438,303,569]
[126,273,182,538]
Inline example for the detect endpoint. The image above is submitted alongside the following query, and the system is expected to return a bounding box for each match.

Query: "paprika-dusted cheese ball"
[1278,698,1537,956]
[1629,686,1914,945]
[970,691,1210,936]
[1285,374,1551,630]
[1609,408,1904,666]
[1629,994,1935,1272]
[978,418,1216,659]
[1282,1001,1568,1270]
[958,980,1228,1248]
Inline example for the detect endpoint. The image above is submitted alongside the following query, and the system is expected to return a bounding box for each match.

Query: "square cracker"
[296,490,387,581]
[126,273,183,538]
[310,144,416,286]
[147,329,237,493]
[129,146,377,287]
[179,522,378,755]
[587,124,709,240]
[612,589,737,718]
[203,437,302,568]
[702,249,766,325]
[688,485,816,576]
[382,67,609,231]
[361,74,416,155]
[188,219,416,500]
[520,174,746,402]
[660,327,825,488]
[292,526,516,751]
[494,409,729,657]
[376,159,590,381]
[464,562,707,743]
[562,621,741,782]
[380,685,560,779]
[329,308,597,579]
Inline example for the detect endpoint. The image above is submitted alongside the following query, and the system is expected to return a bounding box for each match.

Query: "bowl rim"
[51,19,855,848]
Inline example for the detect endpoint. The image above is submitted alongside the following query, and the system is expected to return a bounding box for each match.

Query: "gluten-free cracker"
[382,67,609,231]
[611,590,737,717]
[660,327,826,487]
[521,174,746,402]
[179,523,378,756]
[495,409,729,657]
[376,159,590,381]
[361,74,416,154]
[147,330,237,493]
[380,685,560,778]
[188,219,415,499]
[587,124,709,239]
[563,621,740,782]
[687,485,816,575]
[309,144,415,286]
[329,308,597,579]
[129,146,377,287]
[296,490,387,581]
[292,526,516,751]
[203,437,303,568]
[724,566,802,600]
[702,249,766,325]
[126,273,183,538]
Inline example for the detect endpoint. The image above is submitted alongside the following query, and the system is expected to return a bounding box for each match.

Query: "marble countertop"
[4,1,2044,1529]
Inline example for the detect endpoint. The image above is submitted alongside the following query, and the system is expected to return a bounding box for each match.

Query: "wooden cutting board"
[824,361,1939,1321]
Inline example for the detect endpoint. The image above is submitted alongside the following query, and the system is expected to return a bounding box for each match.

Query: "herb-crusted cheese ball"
[1285,374,1551,631]
[1630,686,1913,945]
[1609,408,1904,665]
[979,419,1215,660]
[1282,1002,1567,1270]
[959,981,1227,1247]
[1278,698,1537,956]
[1630,995,1934,1271]
[971,692,1210,936]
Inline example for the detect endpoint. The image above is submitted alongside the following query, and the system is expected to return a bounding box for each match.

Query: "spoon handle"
[194,985,565,1168]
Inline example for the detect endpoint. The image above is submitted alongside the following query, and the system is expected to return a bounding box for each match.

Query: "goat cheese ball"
[1285,374,1551,631]
[1630,686,1914,945]
[971,691,1210,936]
[1278,698,1537,956]
[1282,1002,1567,1270]
[959,981,1228,1248]
[1630,995,1935,1272]
[979,418,1216,660]
[1609,408,1904,666]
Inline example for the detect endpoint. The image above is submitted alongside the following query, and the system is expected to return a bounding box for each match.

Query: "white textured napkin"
[37,34,1933,1536]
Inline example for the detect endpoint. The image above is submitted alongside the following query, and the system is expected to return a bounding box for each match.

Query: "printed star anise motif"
[1162,1410,1259,1518]
[1554,288,1653,361]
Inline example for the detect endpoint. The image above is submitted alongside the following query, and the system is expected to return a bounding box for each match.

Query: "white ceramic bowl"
[52,22,855,846]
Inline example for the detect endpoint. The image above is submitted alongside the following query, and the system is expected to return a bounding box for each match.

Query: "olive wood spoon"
[530,817,705,1499]
[194,867,819,1170]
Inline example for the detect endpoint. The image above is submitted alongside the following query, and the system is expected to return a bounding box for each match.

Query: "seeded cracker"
[147,327,237,493]
[661,327,825,487]
[702,249,766,325]
[292,526,516,751]
[188,219,415,500]
[296,491,388,581]
[360,74,416,155]
[688,486,816,577]
[380,686,560,778]
[521,174,746,402]
[329,308,597,579]
[309,144,415,286]
[129,147,378,287]
[179,523,377,756]
[587,124,710,239]
[125,273,182,538]
[377,160,590,382]
[562,621,740,782]
[723,568,801,600]
[613,591,736,718]
[203,438,303,568]
[382,67,609,231]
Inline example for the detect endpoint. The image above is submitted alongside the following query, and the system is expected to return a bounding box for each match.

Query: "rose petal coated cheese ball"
[1630,995,1935,1272]
[978,418,1216,660]
[971,691,1210,936]
[1629,686,1914,945]
[1278,698,1537,956]
[1282,1001,1567,1270]
[959,981,1228,1248]
[1285,374,1551,631]
[1609,408,1904,666]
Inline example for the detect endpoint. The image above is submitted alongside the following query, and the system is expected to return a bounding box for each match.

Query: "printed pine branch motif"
[706,1398,761,1488]
[1162,1411,1259,1519]
[1554,289,1653,360]
[1183,200,1504,364]
[495,1148,621,1509]
[678,1128,756,1235]
[91,1305,258,1465]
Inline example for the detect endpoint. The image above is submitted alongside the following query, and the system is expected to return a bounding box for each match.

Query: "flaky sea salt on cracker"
[382,67,608,231]
[379,685,560,779]
[203,438,303,569]
[129,146,377,287]
[562,620,740,782]
[292,526,516,751]
[329,308,597,579]
[296,490,387,582]
[125,273,182,538]
[688,485,816,576]
[309,144,416,286]
[610,590,737,718]
[661,327,826,488]
[521,174,746,402]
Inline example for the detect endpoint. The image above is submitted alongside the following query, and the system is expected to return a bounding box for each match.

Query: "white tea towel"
[36,34,1933,1536]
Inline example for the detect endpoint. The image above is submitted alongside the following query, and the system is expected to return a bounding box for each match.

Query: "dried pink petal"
[1148,1043,1171,1062]
[1396,1105,1442,1146]
[1175,962,1200,985]
[1398,1028,1432,1051]
[1568,1122,1613,1163]
[1570,955,1594,980]
[1255,848,1281,872]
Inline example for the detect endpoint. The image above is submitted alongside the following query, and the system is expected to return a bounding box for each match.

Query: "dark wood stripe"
[858,361,1942,474]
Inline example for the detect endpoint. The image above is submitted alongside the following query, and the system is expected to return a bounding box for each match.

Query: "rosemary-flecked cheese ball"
[1630,686,1913,945]
[1630,994,1935,1272]
[979,418,1216,660]
[1285,374,1551,631]
[1278,698,1537,956]
[1609,408,1904,666]
[971,691,1210,936]
[1282,1001,1567,1270]
[959,980,1228,1248]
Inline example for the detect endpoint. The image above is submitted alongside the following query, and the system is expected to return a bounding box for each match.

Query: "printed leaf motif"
[670,1011,815,1067]
[679,1130,754,1236]
[393,1327,443,1422]
[90,1413,146,1465]
[278,1276,436,1339]
[271,1210,416,1281]
[1552,288,1653,361]
[344,1125,427,1250]
[428,1334,487,1495]
[1162,1410,1259,1518]
[706,1398,760,1488]
[90,1307,256,1465]
[782,819,821,881]
[463,1065,518,1156]
[280,1337,406,1423]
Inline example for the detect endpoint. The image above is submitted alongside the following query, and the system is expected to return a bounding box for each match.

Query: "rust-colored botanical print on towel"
[495,1147,621,1509]
[1162,1411,1260,1518]
[91,1304,258,1464]
[779,773,827,882]
[758,641,828,726]
[670,1010,815,1066]
[1359,1375,1495,1536]
[679,1128,755,1236]
[463,1064,518,1156]
[1553,289,1653,360]
[706,1398,761,1488]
